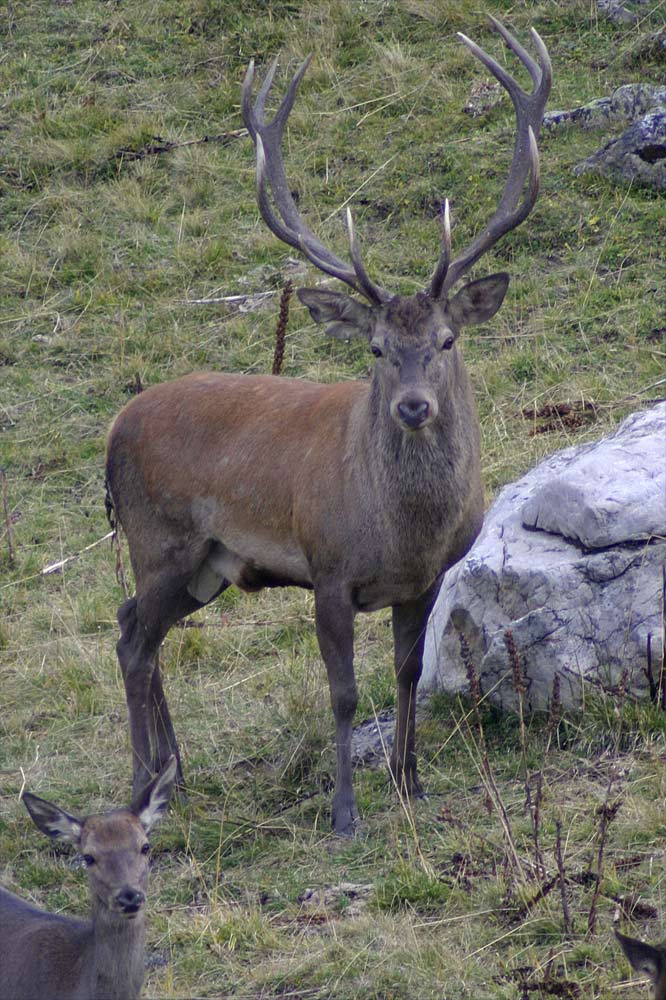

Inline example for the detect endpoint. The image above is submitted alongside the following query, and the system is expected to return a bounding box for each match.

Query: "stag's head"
[297,276,509,431]
[242,18,551,433]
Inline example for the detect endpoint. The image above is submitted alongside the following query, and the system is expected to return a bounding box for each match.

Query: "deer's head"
[21,758,176,921]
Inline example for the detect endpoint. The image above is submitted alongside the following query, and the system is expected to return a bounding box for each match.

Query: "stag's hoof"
[390,762,426,800]
[331,795,359,837]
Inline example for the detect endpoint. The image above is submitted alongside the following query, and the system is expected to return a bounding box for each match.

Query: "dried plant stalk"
[459,629,524,877]
[555,819,572,938]
[505,629,544,879]
[272,278,293,376]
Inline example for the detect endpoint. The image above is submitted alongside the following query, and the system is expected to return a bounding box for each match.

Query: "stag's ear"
[22,792,83,846]
[131,756,177,833]
[297,288,374,340]
[448,273,510,328]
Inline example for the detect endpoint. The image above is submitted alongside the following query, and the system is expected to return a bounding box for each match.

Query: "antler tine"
[429,19,551,298]
[242,56,389,304]
[346,208,390,304]
[428,200,452,301]
[241,57,278,140]
[487,16,545,90]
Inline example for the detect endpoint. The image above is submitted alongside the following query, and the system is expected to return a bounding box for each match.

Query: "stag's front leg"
[314,587,359,836]
[390,580,441,798]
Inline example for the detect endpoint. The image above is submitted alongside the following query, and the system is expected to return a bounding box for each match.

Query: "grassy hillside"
[1,1,665,997]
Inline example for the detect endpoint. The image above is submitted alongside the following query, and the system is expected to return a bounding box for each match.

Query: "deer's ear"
[297,288,374,340]
[616,931,665,985]
[22,793,83,846]
[131,756,177,833]
[448,273,510,328]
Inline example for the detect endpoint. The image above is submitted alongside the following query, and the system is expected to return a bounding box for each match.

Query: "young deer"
[105,19,551,835]
[0,758,176,1000]
[616,930,666,998]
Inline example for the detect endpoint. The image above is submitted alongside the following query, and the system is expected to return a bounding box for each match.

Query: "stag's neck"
[89,910,146,1000]
[365,367,475,495]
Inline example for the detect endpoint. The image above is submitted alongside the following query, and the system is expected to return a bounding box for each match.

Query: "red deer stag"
[0,758,176,1000]
[105,18,551,835]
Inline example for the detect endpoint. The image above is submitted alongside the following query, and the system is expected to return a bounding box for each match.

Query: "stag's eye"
[441,336,455,351]
[370,344,383,358]
[82,854,96,867]
[141,843,150,855]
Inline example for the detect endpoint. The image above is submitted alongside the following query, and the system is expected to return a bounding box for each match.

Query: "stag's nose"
[397,398,430,429]
[115,888,145,914]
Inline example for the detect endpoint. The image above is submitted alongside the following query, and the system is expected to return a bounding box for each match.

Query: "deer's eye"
[141,843,150,855]
[441,336,455,351]
[83,854,96,867]
[370,344,383,358]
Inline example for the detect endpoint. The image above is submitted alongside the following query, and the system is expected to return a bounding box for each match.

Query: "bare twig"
[555,820,572,938]
[115,128,246,163]
[112,529,129,599]
[512,875,559,923]
[644,631,665,708]
[181,291,276,306]
[532,771,545,880]
[546,673,561,752]
[272,279,293,376]
[1,469,16,565]
[506,629,545,879]
[587,782,622,936]
[459,630,524,878]
[588,670,627,935]
[42,531,114,575]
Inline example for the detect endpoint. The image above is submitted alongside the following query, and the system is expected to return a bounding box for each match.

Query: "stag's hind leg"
[117,595,155,793]
[117,560,228,796]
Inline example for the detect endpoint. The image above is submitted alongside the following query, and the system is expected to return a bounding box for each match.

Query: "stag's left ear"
[448,273,510,328]
[297,288,374,340]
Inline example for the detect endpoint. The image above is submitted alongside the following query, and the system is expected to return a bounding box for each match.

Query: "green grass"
[1,1,666,996]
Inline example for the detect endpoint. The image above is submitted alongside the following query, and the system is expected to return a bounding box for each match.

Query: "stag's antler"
[241,57,389,305]
[429,16,552,298]
[242,17,551,305]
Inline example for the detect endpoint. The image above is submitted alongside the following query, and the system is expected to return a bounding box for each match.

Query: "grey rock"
[422,404,666,711]
[544,84,666,130]
[574,110,666,190]
[351,710,396,763]
[597,0,650,25]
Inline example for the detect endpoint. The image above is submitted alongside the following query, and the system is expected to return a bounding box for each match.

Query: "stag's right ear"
[22,793,83,845]
[297,288,373,340]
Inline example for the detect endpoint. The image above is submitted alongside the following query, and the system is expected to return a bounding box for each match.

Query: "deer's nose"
[115,888,145,914]
[397,398,430,429]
